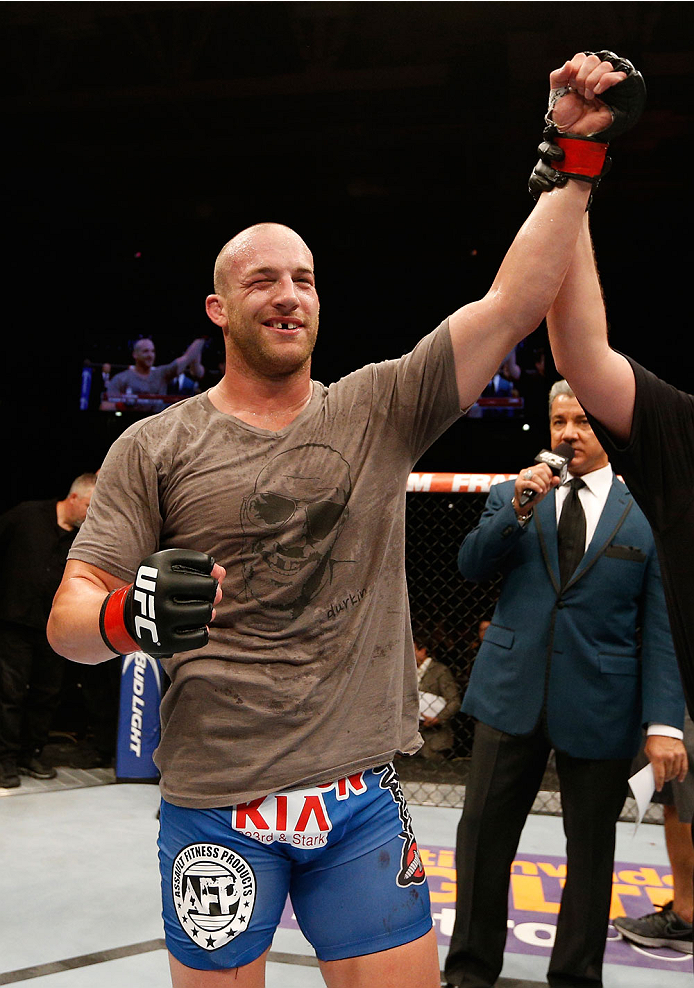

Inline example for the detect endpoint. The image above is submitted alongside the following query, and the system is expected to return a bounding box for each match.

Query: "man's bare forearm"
[447,50,639,410]
[488,181,592,335]
[47,560,126,664]
[449,181,591,409]
[175,337,206,377]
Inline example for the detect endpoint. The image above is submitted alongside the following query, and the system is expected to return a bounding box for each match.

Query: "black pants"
[444,721,631,988]
[0,621,65,760]
[77,659,121,758]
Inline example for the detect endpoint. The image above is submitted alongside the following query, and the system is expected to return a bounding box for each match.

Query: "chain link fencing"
[398,474,661,826]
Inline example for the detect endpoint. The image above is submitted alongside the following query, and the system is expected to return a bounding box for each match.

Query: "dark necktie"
[557,478,586,587]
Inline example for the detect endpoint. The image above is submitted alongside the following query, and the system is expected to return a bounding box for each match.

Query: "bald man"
[101,336,207,411]
[48,54,634,988]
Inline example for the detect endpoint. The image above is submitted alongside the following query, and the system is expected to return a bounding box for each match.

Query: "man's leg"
[548,753,630,987]
[169,948,269,987]
[319,928,440,988]
[170,931,440,988]
[665,803,694,923]
[614,712,694,950]
[443,722,551,987]
[19,630,64,777]
[665,716,694,926]
[613,801,694,952]
[289,769,436,986]
[419,726,453,762]
[159,801,290,983]
[0,621,34,786]
[77,658,120,765]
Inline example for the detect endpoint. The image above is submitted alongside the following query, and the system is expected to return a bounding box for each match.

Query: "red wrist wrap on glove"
[555,136,609,178]
[100,585,139,655]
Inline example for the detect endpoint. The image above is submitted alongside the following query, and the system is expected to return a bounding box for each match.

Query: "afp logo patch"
[172,843,256,950]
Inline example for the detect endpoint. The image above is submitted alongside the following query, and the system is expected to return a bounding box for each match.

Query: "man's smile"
[263,319,304,333]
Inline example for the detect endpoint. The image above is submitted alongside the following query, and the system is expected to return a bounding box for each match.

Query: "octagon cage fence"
[400,472,660,826]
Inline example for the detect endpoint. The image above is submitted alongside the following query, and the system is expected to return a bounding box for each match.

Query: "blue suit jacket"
[460,475,684,759]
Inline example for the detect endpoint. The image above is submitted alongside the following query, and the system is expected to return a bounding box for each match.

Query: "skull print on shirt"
[240,444,353,620]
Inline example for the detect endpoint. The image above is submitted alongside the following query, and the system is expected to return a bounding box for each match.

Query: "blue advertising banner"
[115,651,163,782]
[276,844,687,973]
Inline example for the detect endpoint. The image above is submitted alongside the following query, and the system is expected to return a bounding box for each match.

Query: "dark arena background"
[2,3,693,810]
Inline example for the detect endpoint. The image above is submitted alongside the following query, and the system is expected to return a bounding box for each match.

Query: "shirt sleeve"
[68,428,163,582]
[647,724,684,739]
[368,320,462,462]
[587,355,694,534]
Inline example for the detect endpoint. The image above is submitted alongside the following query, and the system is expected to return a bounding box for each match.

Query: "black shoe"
[79,746,113,769]
[18,753,57,780]
[0,759,20,788]
[614,900,693,953]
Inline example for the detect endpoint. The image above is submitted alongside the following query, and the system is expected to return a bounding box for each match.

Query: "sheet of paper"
[419,691,446,718]
[628,762,656,835]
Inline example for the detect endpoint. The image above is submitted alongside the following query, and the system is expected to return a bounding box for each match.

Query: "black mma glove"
[529,50,646,204]
[99,548,218,657]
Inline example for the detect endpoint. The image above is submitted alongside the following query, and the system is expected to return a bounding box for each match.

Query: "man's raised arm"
[450,52,643,413]
[450,180,589,410]
[167,337,207,382]
[547,216,635,443]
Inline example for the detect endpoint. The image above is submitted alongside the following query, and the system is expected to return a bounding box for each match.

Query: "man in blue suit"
[442,380,687,988]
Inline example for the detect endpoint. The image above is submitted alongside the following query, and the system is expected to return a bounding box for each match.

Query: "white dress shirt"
[554,462,612,550]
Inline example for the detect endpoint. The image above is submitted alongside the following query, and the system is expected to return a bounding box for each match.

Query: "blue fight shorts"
[158,763,432,971]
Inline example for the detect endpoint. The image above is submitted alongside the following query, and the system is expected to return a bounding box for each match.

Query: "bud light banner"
[116,651,163,782]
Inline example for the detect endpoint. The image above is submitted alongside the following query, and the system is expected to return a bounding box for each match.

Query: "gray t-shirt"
[107,363,177,411]
[70,321,460,807]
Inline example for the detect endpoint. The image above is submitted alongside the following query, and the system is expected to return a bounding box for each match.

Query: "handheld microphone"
[518,442,575,507]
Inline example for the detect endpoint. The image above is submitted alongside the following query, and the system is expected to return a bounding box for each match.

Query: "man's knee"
[319,928,440,988]
[168,947,269,988]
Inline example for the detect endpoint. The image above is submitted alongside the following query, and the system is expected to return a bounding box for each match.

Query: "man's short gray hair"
[68,473,98,496]
[548,379,575,418]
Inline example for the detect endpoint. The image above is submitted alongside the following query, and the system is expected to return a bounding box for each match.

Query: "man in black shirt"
[546,228,694,717]
[546,214,694,957]
[527,48,694,957]
[532,52,693,716]
[0,473,97,787]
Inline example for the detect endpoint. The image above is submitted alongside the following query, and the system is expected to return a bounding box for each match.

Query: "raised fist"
[548,51,646,140]
[529,50,646,202]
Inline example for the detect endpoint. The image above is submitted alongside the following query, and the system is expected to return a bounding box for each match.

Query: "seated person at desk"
[415,637,461,761]
[100,337,206,411]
